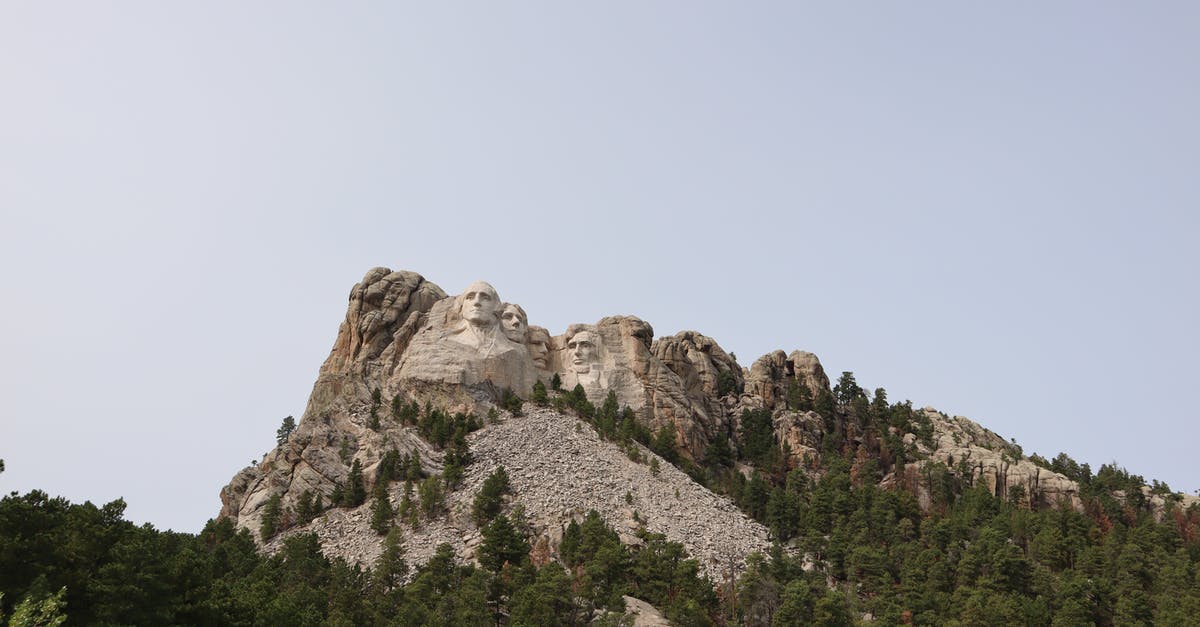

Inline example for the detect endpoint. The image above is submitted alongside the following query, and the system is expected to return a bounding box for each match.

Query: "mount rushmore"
[219,268,1184,577]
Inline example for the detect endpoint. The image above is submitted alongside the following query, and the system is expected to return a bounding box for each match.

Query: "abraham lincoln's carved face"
[567,330,599,374]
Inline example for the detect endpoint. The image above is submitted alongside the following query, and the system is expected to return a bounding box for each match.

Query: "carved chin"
[572,364,591,374]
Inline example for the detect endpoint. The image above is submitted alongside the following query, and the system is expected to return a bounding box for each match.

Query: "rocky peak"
[219,267,1195,585]
[745,349,831,411]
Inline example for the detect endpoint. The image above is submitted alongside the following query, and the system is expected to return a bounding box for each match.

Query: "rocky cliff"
[219,267,1195,583]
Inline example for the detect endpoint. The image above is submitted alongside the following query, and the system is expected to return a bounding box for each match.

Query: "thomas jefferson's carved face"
[567,331,599,374]
[461,281,500,326]
[500,304,527,342]
[527,327,551,370]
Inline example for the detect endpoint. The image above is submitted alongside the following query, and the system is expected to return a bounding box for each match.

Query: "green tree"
[501,388,524,415]
[418,476,444,518]
[472,466,511,526]
[343,460,367,507]
[786,379,813,411]
[705,433,734,468]
[812,589,853,626]
[260,493,284,541]
[369,491,394,535]
[739,408,776,467]
[509,564,577,626]
[530,380,548,406]
[833,371,864,407]
[276,416,296,446]
[478,514,529,572]
[8,587,67,627]
[372,527,408,591]
[404,453,424,481]
[296,490,324,524]
[773,579,817,626]
[550,373,562,391]
[652,425,678,464]
[717,369,739,396]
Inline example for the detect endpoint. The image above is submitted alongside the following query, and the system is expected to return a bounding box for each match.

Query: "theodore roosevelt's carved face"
[461,281,500,326]
[500,303,527,343]
[527,326,551,370]
[567,330,599,374]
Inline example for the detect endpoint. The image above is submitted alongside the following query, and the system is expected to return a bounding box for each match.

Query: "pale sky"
[2,3,1197,533]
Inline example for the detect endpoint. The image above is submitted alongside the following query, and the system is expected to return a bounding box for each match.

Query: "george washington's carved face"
[460,281,500,326]
[500,304,527,342]
[567,330,599,374]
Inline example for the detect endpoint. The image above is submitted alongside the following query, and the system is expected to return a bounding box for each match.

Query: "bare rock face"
[221,269,751,536]
[551,318,743,458]
[773,409,825,467]
[620,596,672,627]
[322,268,447,378]
[394,281,537,397]
[651,331,742,401]
[745,349,831,411]
[893,409,1083,511]
[220,269,447,528]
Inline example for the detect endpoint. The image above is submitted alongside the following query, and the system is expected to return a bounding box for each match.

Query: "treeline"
[720,455,1200,625]
[706,372,1200,625]
[0,491,717,626]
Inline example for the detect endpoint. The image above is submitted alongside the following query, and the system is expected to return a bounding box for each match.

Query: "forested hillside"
[3,371,1200,626]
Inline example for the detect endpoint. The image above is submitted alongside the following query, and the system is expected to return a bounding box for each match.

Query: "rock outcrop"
[745,349,831,411]
[220,269,759,553]
[887,409,1083,511]
[220,268,447,528]
[219,266,1197,589]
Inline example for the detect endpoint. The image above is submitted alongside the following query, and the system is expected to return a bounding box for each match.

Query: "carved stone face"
[500,304,527,343]
[527,327,551,370]
[567,330,599,374]
[460,281,500,326]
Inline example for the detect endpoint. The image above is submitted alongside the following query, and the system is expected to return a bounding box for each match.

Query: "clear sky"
[2,3,1197,533]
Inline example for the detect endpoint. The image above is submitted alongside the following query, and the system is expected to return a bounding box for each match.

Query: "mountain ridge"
[218,267,1196,582]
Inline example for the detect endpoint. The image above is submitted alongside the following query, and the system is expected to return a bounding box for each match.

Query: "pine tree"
[370,491,394,535]
[479,514,529,571]
[717,368,738,396]
[786,379,813,411]
[833,371,864,407]
[373,527,409,591]
[531,379,548,406]
[472,466,511,525]
[276,416,296,446]
[345,459,367,507]
[404,453,424,481]
[260,493,283,540]
[296,489,324,524]
[652,425,678,464]
[418,476,443,518]
[705,433,734,468]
